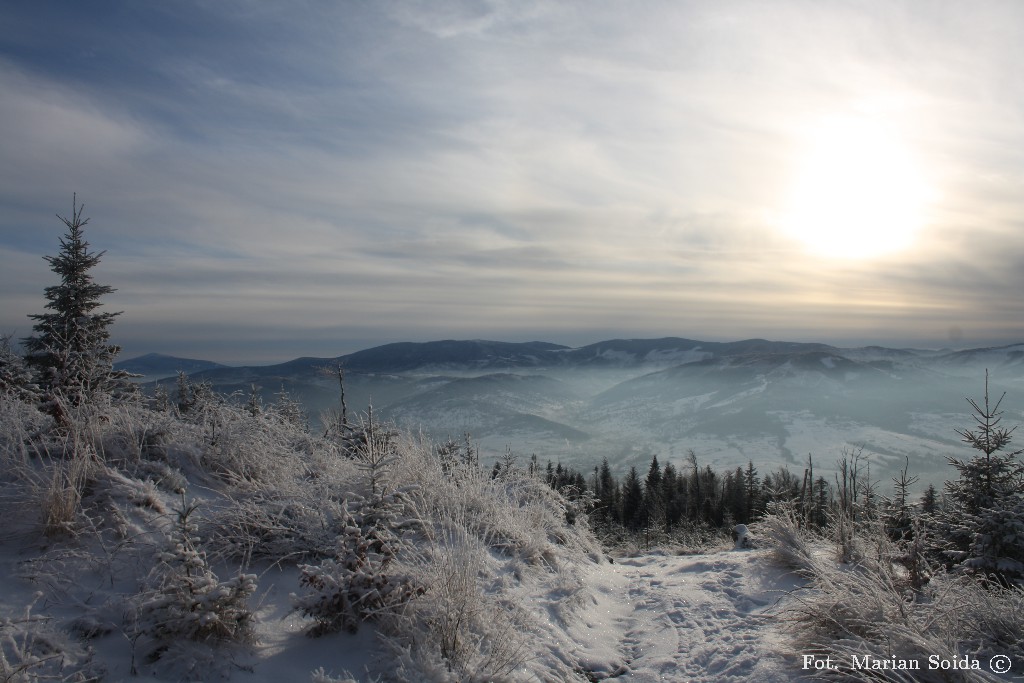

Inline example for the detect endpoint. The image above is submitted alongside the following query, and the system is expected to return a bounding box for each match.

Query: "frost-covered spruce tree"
[294,493,423,635]
[23,196,133,411]
[944,372,1024,585]
[139,497,257,655]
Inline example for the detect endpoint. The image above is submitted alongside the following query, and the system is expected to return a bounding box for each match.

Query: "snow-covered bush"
[0,595,102,683]
[203,490,346,564]
[137,497,257,661]
[0,392,50,462]
[759,502,815,573]
[766,510,1024,680]
[196,403,309,489]
[361,434,601,681]
[0,335,39,403]
[1,373,605,681]
[392,433,601,568]
[951,493,1024,586]
[382,522,538,682]
[293,492,424,636]
[200,424,361,565]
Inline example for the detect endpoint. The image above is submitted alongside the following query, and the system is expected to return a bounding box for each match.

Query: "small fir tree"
[944,372,1024,585]
[946,372,1024,515]
[23,196,132,409]
[140,496,257,654]
[920,483,939,515]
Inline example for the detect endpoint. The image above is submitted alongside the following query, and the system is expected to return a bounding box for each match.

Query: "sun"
[782,115,931,259]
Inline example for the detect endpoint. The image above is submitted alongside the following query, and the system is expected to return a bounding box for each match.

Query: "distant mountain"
[116,353,228,379]
[337,339,570,373]
[932,343,1024,380]
[181,337,901,382]
[140,336,1024,489]
[560,337,839,367]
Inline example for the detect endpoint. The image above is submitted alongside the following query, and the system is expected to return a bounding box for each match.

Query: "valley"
[124,337,1024,492]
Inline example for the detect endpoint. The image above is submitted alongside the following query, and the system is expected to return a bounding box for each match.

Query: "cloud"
[3,1,1024,360]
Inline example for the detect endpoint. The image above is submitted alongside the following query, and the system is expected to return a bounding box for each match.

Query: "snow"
[708,376,768,409]
[644,349,713,365]
[577,548,805,682]
[0,533,812,682]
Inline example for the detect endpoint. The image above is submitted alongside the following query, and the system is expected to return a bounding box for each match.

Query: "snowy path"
[574,548,807,682]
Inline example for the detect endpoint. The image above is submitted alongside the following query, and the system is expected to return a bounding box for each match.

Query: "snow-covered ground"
[257,544,812,681]
[0,540,810,682]
[245,545,812,682]
[568,547,807,682]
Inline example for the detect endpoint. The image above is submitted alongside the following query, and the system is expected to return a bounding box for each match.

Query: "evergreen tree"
[685,449,702,520]
[920,483,938,515]
[23,196,132,410]
[886,456,919,540]
[644,455,664,530]
[727,466,750,522]
[661,463,683,528]
[594,459,619,525]
[946,372,1024,515]
[744,461,760,520]
[944,373,1024,585]
[620,466,644,530]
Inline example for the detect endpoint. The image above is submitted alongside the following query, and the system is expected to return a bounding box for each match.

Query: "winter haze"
[4,2,1024,363]
[119,337,1024,494]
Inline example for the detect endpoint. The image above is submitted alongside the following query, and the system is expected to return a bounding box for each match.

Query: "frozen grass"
[0,390,607,681]
[761,508,1024,682]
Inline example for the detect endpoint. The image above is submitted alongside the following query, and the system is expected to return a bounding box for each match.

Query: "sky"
[3,1,1024,363]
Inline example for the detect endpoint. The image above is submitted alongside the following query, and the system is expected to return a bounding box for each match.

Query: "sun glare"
[782,115,931,260]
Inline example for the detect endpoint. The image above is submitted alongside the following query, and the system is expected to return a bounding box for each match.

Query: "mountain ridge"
[129,336,1024,490]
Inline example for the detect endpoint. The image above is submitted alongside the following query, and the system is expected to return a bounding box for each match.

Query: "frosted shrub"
[310,667,365,683]
[90,400,179,465]
[770,517,1024,680]
[377,435,598,681]
[204,491,346,564]
[392,434,600,568]
[386,524,533,682]
[0,392,51,465]
[758,503,815,573]
[138,497,257,661]
[198,404,305,488]
[0,596,100,683]
[294,493,423,636]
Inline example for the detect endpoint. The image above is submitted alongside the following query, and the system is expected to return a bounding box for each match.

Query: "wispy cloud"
[3,1,1024,360]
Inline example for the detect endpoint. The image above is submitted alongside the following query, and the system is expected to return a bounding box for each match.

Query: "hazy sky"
[3,1,1024,363]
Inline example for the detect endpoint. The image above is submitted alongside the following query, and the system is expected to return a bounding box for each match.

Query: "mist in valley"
[134,338,1024,495]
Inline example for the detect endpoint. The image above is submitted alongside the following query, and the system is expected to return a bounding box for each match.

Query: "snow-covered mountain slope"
[164,337,1024,490]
